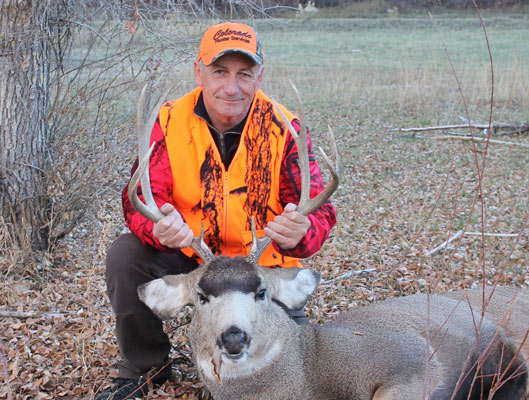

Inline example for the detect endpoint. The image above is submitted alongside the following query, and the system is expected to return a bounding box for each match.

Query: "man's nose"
[223,74,239,95]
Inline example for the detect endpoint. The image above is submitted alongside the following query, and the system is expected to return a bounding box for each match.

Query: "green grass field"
[260,17,529,69]
[256,15,529,121]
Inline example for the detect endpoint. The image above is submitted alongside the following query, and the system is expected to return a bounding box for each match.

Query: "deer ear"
[260,267,321,310]
[138,274,194,320]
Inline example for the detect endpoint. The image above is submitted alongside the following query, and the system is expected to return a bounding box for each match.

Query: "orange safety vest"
[158,88,302,268]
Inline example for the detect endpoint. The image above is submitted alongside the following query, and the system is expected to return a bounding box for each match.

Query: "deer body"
[139,258,528,400]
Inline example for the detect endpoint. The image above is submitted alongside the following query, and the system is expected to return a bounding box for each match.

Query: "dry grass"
[1,14,528,399]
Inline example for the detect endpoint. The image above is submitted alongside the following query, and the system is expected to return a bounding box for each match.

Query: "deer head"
[138,256,321,381]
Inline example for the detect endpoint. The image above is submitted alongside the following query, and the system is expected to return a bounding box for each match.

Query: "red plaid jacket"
[122,109,336,260]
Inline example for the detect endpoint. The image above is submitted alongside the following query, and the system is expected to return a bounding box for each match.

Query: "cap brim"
[209,49,263,66]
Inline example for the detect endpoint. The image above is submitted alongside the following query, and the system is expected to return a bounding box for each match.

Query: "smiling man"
[98,22,336,399]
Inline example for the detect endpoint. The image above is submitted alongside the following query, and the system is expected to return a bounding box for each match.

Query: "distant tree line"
[292,0,526,9]
[390,0,526,8]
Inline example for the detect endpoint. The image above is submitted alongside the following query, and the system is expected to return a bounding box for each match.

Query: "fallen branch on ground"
[464,232,522,238]
[426,135,529,148]
[322,268,377,284]
[391,122,529,136]
[392,124,487,133]
[425,231,524,256]
[425,231,463,256]
[0,310,73,319]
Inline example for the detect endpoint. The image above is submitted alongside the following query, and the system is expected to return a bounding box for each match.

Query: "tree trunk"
[0,0,51,252]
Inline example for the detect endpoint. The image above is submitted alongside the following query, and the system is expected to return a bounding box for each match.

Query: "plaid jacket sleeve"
[122,118,174,251]
[273,119,337,258]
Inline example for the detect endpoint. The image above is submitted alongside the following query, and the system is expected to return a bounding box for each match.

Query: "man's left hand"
[264,203,311,250]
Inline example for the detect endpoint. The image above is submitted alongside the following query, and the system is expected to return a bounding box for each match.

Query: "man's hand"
[152,203,194,249]
[264,203,311,250]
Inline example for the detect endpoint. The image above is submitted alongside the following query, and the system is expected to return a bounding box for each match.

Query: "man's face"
[194,52,263,133]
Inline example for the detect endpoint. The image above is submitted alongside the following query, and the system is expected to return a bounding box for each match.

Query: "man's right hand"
[153,203,194,249]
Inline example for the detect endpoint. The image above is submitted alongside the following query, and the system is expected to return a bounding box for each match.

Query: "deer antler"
[128,83,215,263]
[246,81,340,264]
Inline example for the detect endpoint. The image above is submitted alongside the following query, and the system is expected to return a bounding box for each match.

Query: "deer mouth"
[225,351,245,360]
[211,346,249,382]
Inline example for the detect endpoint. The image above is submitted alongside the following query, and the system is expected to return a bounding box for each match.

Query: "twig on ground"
[425,231,464,256]
[391,124,487,133]
[425,135,529,148]
[0,310,70,319]
[426,231,524,256]
[322,268,377,284]
[464,232,523,238]
[391,122,529,136]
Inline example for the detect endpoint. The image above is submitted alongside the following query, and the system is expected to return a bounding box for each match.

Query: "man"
[98,22,336,399]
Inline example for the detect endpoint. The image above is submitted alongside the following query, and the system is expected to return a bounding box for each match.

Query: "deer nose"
[220,326,250,355]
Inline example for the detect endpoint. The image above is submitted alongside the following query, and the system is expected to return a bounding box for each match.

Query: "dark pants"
[105,233,308,380]
[106,234,199,379]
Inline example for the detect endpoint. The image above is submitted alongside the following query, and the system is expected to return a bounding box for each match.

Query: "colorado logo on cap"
[198,22,263,66]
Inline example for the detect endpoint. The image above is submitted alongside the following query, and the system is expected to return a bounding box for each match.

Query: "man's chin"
[217,112,245,128]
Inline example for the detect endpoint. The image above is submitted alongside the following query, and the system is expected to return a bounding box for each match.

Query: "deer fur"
[138,256,529,400]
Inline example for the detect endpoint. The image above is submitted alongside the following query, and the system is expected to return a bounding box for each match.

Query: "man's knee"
[105,233,198,313]
[106,233,152,278]
[106,234,160,313]
[105,233,163,304]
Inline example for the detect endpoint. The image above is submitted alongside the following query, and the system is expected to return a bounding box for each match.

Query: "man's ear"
[138,273,196,320]
[194,60,204,87]
[259,266,320,310]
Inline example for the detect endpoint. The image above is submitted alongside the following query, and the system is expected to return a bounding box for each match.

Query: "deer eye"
[256,289,266,301]
[198,293,209,305]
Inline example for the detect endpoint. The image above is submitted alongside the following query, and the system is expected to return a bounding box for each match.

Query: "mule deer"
[130,84,529,399]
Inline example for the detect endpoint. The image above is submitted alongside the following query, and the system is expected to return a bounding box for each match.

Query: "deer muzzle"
[219,325,251,357]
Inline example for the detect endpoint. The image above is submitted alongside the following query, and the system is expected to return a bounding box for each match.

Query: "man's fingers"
[162,223,192,248]
[264,226,289,245]
[179,229,194,248]
[265,206,311,250]
[154,213,175,234]
[283,202,297,213]
[273,212,310,230]
[160,203,175,215]
[266,220,294,236]
[152,205,192,249]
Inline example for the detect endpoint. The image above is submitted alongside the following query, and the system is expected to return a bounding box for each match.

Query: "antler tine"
[128,142,164,222]
[246,217,273,264]
[134,83,162,216]
[299,124,340,215]
[275,81,340,215]
[191,225,215,263]
[246,83,340,264]
[289,80,310,203]
[129,82,166,222]
[129,83,215,263]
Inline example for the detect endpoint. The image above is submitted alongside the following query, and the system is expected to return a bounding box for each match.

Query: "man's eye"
[198,293,209,304]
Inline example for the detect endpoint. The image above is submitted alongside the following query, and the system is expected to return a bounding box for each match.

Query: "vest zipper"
[218,132,227,167]
[222,173,230,247]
